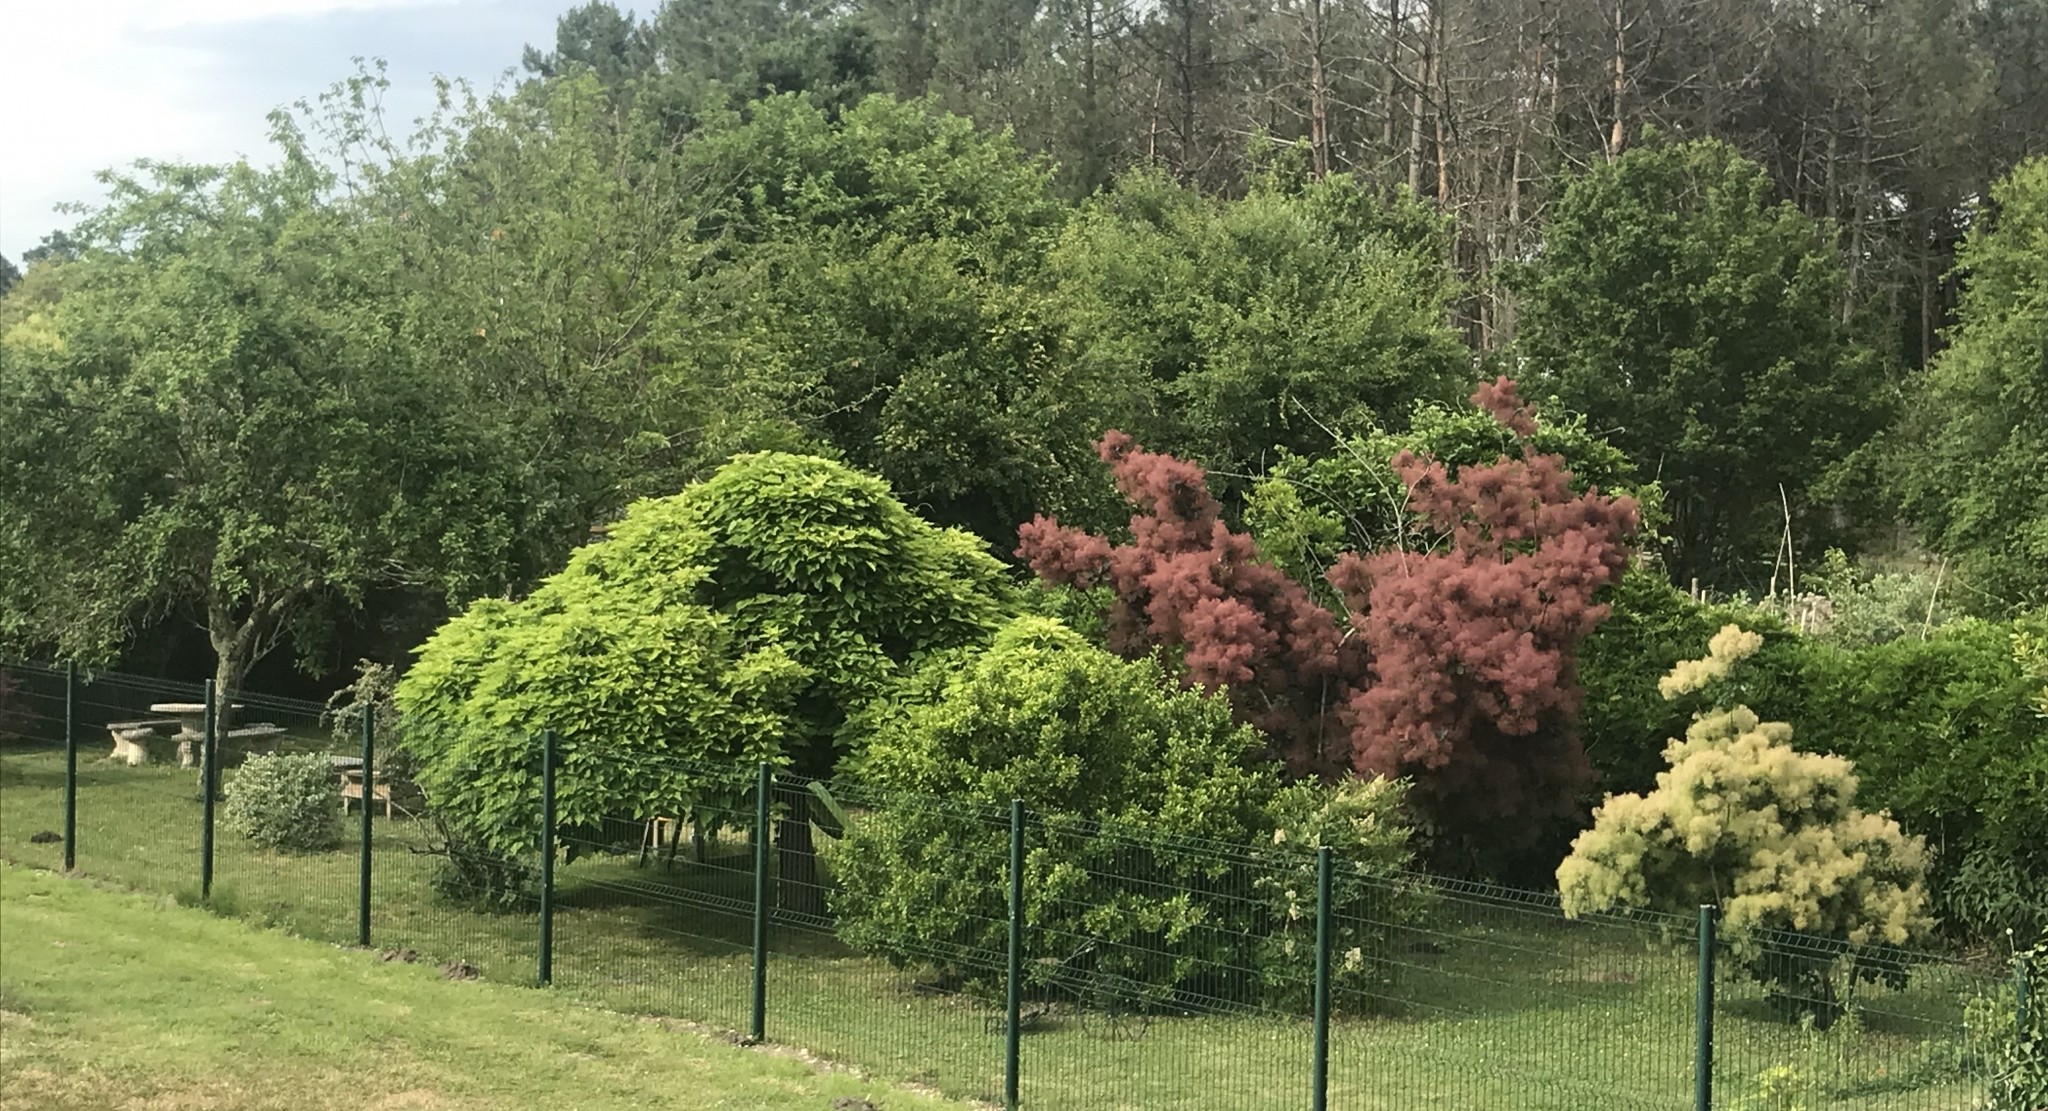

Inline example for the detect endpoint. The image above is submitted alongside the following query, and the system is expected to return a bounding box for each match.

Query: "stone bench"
[105,720,180,765]
[170,723,289,768]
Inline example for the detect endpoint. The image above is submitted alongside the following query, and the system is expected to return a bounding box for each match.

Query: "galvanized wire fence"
[0,660,2033,1111]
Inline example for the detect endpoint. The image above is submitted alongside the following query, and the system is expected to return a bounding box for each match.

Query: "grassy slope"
[0,863,965,1111]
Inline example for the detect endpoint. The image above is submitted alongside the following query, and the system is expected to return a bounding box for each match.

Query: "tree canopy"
[1513,137,1885,590]
[1893,157,2048,608]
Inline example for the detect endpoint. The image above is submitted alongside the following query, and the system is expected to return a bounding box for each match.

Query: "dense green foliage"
[1579,574,2048,941]
[1982,943,2048,1111]
[1894,157,2048,609]
[4,0,2045,971]
[1513,138,1884,589]
[1244,393,1653,611]
[1049,168,1467,488]
[395,452,1009,864]
[834,616,1417,1003]
[0,156,524,700]
[223,753,344,853]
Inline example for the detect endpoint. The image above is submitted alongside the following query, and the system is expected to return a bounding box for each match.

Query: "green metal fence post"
[537,729,556,986]
[1005,799,1024,1111]
[1696,904,1717,1111]
[1313,846,1333,1111]
[356,709,374,948]
[750,762,771,1044]
[62,661,77,872]
[200,679,217,901]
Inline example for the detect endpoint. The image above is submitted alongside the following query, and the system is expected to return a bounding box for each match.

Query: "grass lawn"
[0,745,2004,1111]
[0,862,970,1111]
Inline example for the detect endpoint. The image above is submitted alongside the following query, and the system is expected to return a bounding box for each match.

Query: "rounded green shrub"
[832,616,1417,1009]
[223,753,343,853]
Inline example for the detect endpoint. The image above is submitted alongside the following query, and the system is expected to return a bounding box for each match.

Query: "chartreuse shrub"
[832,616,1417,1009]
[223,753,343,853]
[1559,628,1933,1019]
[396,452,1012,898]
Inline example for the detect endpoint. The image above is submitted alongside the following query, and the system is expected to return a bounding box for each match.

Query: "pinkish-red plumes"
[1017,377,1640,843]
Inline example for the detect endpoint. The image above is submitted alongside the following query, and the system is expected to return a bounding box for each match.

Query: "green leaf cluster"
[1578,573,2048,942]
[1245,395,1658,609]
[1051,170,1468,489]
[1894,157,2048,609]
[1512,137,1884,589]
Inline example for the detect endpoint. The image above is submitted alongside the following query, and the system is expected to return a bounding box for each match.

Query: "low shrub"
[1256,775,1423,1012]
[223,753,342,853]
[1975,943,2047,1111]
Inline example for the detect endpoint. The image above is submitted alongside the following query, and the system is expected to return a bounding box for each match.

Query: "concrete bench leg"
[109,731,153,766]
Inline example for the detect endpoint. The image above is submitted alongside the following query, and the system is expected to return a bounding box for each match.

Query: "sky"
[1,0,570,262]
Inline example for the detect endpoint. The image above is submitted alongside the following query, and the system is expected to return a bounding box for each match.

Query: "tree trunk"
[775,785,824,918]
[1607,1,1627,158]
[1407,0,1432,194]
[1381,0,1404,159]
[1307,0,1332,178]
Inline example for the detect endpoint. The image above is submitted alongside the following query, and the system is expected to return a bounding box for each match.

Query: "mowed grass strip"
[0,863,969,1111]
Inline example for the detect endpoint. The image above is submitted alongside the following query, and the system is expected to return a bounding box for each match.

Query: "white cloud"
[0,0,555,260]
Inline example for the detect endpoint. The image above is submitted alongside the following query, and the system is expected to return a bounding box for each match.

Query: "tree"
[321,69,751,595]
[1558,629,1934,1019]
[0,255,18,298]
[670,94,1124,547]
[1893,157,2048,609]
[521,0,654,85]
[1510,137,1884,591]
[1019,378,1640,872]
[1049,167,1468,490]
[0,157,520,706]
[1244,390,1653,611]
[396,452,1013,903]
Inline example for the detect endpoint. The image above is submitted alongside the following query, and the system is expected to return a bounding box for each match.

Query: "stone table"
[148,702,243,768]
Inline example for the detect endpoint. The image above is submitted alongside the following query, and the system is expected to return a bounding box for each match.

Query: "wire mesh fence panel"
[75,670,212,900]
[1710,929,1998,1110]
[552,763,761,1035]
[1,663,74,872]
[1328,878,1699,1111]
[208,693,363,946]
[364,828,543,982]
[2,660,2034,1111]
[762,773,1007,1105]
[1023,816,1316,1111]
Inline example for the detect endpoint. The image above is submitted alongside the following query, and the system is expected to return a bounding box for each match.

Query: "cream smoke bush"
[1559,628,1933,1007]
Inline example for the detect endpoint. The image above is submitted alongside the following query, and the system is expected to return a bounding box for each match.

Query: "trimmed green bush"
[223,753,342,853]
[832,616,1417,1008]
